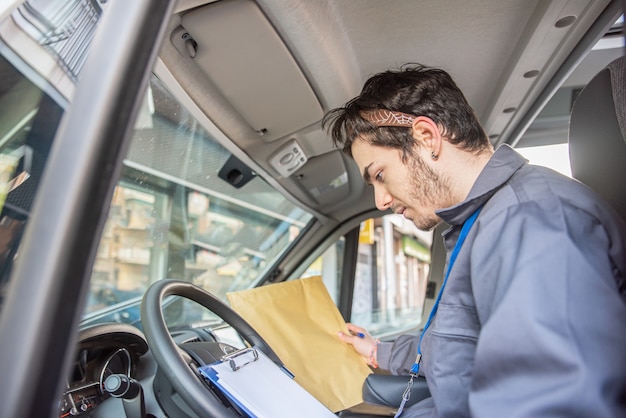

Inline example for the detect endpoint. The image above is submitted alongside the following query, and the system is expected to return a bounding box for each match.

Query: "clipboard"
[198,347,336,418]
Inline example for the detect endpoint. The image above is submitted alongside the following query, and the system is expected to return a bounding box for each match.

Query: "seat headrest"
[569,55,626,221]
[607,56,626,143]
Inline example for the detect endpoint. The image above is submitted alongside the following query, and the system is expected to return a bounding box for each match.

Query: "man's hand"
[338,323,379,367]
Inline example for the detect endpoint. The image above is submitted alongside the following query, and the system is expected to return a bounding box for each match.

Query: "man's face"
[351,138,452,231]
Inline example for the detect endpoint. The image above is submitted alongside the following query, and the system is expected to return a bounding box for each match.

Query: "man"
[323,64,626,417]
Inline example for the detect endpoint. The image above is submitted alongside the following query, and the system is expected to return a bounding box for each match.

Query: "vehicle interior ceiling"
[0,1,624,418]
[160,0,625,284]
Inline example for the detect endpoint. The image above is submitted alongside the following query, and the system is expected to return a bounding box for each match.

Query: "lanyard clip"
[394,374,415,418]
[409,353,421,376]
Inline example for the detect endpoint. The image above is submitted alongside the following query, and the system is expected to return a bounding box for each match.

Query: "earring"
[431,152,439,161]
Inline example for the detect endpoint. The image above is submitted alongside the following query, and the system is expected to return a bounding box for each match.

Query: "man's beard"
[407,152,452,231]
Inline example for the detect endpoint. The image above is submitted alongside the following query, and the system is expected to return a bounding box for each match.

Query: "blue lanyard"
[395,206,482,418]
[411,206,482,374]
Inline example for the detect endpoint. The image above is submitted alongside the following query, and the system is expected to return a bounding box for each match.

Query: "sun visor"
[181,0,323,142]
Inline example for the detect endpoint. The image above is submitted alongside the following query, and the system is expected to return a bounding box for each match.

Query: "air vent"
[172,331,201,344]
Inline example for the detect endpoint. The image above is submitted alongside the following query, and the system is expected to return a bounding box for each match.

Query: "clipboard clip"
[222,347,259,372]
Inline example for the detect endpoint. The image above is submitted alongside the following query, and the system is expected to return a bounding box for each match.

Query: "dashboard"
[58,324,148,417]
[58,320,244,418]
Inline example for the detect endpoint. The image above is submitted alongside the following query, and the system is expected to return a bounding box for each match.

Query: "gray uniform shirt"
[376,144,626,417]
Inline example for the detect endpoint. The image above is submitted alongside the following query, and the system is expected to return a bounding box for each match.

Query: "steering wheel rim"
[141,279,283,417]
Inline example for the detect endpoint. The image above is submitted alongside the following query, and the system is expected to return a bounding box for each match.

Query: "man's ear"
[411,116,442,158]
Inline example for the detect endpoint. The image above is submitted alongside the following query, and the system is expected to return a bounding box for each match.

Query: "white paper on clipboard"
[198,347,336,418]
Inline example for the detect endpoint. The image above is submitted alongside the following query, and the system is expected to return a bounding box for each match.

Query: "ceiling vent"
[181,0,323,142]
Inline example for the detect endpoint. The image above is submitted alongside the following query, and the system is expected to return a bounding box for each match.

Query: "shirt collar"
[436,144,527,225]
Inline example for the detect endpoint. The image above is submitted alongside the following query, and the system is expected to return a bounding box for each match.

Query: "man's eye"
[375,171,383,182]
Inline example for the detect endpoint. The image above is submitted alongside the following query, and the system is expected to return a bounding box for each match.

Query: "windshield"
[0,44,314,330]
[81,74,314,328]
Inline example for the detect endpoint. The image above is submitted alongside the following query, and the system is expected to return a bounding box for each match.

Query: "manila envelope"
[226,275,372,413]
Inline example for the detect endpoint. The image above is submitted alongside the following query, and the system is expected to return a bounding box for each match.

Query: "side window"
[300,238,345,304]
[301,215,432,338]
[0,0,102,316]
[0,52,64,291]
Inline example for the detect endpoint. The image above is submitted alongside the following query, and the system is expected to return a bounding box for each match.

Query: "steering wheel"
[141,279,283,417]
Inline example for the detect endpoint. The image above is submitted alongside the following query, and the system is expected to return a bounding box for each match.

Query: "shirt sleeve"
[376,334,420,375]
[468,200,626,417]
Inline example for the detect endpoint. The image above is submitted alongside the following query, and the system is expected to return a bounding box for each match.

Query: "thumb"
[337,331,355,345]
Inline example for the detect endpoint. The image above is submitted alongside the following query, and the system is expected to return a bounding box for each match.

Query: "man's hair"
[322,63,490,161]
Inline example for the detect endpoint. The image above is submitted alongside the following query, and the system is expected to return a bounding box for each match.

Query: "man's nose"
[374,187,392,211]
